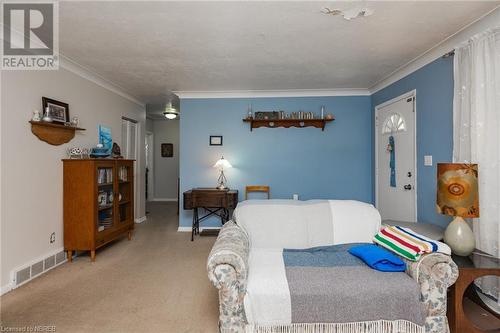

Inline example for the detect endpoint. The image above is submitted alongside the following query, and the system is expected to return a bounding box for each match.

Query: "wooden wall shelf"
[243,118,334,131]
[29,121,85,145]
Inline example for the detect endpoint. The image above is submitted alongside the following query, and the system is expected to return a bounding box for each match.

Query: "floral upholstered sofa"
[207,200,458,333]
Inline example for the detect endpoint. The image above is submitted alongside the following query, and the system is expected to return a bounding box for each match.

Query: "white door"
[376,91,416,222]
[122,118,139,219]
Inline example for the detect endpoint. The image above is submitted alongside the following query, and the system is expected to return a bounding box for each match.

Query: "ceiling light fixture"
[163,101,179,120]
[322,6,374,20]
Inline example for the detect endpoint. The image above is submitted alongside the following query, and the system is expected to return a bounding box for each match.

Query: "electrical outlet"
[293,194,299,200]
[50,232,55,244]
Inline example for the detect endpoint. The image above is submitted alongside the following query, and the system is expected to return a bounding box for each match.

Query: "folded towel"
[396,226,451,255]
[348,244,406,272]
[374,226,451,261]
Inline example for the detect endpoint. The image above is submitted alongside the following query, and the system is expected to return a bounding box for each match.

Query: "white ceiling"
[59,1,499,111]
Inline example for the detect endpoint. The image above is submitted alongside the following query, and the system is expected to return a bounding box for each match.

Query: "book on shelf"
[118,166,127,182]
[97,168,113,184]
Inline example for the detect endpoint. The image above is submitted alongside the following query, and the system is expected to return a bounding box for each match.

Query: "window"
[382,113,406,134]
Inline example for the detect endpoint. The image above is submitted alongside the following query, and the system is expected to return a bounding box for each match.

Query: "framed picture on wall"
[161,143,173,157]
[209,136,223,146]
[42,97,69,124]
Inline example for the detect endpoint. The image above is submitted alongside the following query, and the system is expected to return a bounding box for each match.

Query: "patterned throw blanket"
[282,244,426,327]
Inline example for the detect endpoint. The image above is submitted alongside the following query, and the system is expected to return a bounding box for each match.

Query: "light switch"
[424,155,433,166]
[293,194,299,200]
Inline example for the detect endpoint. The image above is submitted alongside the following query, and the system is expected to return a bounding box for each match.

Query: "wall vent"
[31,261,44,277]
[55,251,65,264]
[44,256,55,270]
[11,249,67,290]
[15,267,31,285]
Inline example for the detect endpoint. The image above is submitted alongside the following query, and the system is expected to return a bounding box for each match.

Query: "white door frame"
[145,131,154,201]
[122,117,140,220]
[374,89,417,222]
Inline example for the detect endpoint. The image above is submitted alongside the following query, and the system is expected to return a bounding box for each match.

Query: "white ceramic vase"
[444,216,475,256]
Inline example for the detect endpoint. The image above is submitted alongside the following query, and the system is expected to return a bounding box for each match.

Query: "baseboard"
[177,226,221,232]
[1,283,12,296]
[135,216,147,223]
[150,198,178,202]
[7,247,67,294]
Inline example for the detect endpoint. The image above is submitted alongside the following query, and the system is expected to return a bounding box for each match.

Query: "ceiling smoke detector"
[322,6,374,20]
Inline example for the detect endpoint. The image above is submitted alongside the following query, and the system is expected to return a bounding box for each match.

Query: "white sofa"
[207,200,458,333]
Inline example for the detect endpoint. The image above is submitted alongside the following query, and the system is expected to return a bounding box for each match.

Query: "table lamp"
[213,156,232,190]
[436,163,479,256]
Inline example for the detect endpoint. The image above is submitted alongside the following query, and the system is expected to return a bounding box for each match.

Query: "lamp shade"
[213,156,232,169]
[436,163,479,218]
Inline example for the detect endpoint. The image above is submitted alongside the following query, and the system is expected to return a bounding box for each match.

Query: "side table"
[448,251,500,333]
[183,188,238,241]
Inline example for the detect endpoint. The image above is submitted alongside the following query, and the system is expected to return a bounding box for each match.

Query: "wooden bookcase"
[63,159,135,262]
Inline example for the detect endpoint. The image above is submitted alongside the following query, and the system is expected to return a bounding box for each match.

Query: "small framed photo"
[42,97,69,124]
[209,135,223,146]
[161,143,173,157]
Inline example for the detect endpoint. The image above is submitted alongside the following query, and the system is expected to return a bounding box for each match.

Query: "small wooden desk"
[448,251,500,332]
[183,188,238,241]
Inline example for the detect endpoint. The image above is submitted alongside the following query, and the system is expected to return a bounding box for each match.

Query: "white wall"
[1,67,146,292]
[153,119,179,200]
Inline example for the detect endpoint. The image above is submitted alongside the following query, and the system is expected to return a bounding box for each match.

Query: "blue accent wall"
[372,57,454,228]
[179,96,373,228]
[179,57,454,229]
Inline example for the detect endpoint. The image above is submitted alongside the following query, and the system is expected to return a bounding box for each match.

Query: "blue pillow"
[349,244,406,272]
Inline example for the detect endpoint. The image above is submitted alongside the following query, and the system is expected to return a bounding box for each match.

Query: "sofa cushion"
[244,247,426,326]
[233,199,381,249]
[234,200,333,249]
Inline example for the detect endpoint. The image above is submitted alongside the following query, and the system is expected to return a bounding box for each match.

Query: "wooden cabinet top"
[183,188,238,210]
[183,188,238,194]
[62,158,135,162]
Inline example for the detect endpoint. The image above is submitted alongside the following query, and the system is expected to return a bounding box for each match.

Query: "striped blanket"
[374,226,451,261]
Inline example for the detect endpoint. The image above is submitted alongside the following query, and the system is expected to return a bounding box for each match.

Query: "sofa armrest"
[207,221,249,333]
[403,253,458,331]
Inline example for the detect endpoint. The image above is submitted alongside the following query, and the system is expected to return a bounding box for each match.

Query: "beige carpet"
[0,202,220,333]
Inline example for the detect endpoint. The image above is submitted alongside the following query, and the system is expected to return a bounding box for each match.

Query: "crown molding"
[173,89,371,99]
[0,24,145,108]
[59,55,146,108]
[370,6,500,94]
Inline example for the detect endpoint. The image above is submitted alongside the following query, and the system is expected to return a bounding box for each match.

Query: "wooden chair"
[245,186,270,200]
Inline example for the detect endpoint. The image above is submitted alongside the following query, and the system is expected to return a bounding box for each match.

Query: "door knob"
[403,184,412,190]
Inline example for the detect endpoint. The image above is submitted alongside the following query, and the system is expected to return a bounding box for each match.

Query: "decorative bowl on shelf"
[68,147,90,159]
[92,147,108,154]
[90,147,110,158]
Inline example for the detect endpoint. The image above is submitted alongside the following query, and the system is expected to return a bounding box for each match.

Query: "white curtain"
[453,28,500,304]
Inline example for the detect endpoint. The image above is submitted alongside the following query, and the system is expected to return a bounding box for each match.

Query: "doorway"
[375,90,417,222]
